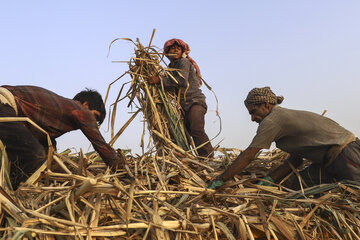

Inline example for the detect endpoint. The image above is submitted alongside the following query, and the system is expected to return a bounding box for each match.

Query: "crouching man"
[0,85,125,189]
[209,86,360,190]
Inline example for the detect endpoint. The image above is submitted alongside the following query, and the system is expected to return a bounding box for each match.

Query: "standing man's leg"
[0,103,46,189]
[185,104,214,158]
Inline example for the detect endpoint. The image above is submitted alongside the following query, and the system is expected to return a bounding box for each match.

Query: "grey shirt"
[162,58,206,112]
[249,106,354,164]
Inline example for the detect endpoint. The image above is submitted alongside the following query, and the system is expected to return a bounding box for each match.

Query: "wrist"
[216,174,226,182]
[263,175,275,183]
[208,177,225,190]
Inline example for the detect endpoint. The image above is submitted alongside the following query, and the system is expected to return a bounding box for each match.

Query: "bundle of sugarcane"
[1,145,359,239]
[105,30,193,157]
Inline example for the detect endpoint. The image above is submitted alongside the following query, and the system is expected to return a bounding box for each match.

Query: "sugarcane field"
[0,29,359,240]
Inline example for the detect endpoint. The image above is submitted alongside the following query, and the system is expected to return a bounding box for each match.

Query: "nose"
[251,115,256,122]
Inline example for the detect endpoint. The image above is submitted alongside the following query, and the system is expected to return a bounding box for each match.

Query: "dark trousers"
[184,104,214,158]
[288,139,360,190]
[0,103,46,189]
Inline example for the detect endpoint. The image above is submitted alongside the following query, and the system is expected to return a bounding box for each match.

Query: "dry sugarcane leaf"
[270,215,297,240]
[216,221,236,240]
[1,148,360,239]
[0,186,28,223]
[109,109,141,147]
[0,141,12,190]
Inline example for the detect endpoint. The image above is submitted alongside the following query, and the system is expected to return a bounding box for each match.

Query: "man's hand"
[208,178,225,190]
[220,147,260,182]
[257,175,275,186]
[149,76,160,84]
[107,160,125,172]
[106,150,126,171]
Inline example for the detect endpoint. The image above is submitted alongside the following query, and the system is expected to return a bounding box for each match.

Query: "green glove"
[208,178,225,190]
[257,175,275,186]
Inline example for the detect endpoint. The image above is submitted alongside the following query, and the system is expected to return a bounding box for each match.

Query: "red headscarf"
[163,38,202,85]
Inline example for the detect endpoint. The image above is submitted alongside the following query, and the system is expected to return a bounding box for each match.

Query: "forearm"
[81,124,123,165]
[268,155,303,181]
[220,147,260,181]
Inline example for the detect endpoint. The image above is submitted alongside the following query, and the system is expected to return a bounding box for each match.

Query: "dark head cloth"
[244,87,284,106]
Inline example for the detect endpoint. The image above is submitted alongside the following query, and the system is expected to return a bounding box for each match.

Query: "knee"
[187,118,205,135]
[22,144,47,167]
[188,124,205,136]
[35,149,47,162]
[33,147,47,165]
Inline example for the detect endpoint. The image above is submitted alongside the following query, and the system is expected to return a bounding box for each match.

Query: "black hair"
[73,88,106,124]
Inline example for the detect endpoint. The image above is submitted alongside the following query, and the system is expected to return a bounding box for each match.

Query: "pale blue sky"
[1,1,360,154]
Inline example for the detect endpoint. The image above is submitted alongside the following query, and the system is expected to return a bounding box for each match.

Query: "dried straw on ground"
[0,144,360,239]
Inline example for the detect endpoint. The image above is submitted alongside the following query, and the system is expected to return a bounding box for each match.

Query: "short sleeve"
[249,118,281,149]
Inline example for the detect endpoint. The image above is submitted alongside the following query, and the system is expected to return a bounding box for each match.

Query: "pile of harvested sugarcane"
[1,144,360,239]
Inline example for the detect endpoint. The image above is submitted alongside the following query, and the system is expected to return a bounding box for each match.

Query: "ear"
[264,102,274,111]
[82,101,89,109]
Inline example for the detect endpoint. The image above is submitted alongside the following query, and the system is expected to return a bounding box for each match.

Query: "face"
[83,102,101,124]
[246,103,272,123]
[167,44,183,61]
[91,110,101,123]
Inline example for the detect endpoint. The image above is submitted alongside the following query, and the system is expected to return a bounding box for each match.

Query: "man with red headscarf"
[149,39,214,158]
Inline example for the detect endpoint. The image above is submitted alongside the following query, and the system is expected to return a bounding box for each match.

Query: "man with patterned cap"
[149,38,214,158]
[208,86,360,190]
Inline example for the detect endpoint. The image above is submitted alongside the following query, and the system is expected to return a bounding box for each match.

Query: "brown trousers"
[0,103,47,189]
[184,104,214,158]
[287,139,360,190]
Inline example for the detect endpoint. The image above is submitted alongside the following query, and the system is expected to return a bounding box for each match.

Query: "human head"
[73,88,106,124]
[163,38,202,80]
[166,43,183,61]
[163,38,190,57]
[244,87,284,123]
[244,87,284,107]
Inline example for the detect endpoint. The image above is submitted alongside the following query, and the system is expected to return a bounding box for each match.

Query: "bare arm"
[268,155,303,182]
[220,147,261,181]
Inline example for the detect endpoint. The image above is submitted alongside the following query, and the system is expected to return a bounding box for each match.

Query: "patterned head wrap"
[163,38,202,85]
[244,87,284,107]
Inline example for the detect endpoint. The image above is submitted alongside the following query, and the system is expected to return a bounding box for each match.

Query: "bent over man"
[0,85,125,188]
[209,86,360,190]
